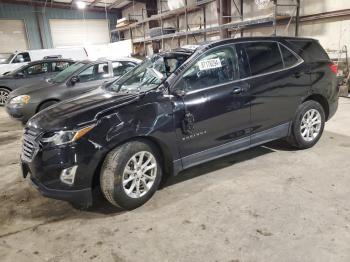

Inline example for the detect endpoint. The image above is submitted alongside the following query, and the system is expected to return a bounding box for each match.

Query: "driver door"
[172,45,251,168]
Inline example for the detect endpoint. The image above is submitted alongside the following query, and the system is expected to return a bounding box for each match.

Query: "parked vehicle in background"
[0,58,74,105]
[6,58,141,123]
[20,37,338,210]
[0,47,87,76]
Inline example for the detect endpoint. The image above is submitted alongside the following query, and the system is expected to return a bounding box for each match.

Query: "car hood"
[27,88,140,130]
[9,80,56,98]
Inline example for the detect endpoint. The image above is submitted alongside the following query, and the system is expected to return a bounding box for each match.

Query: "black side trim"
[182,136,250,170]
[251,122,290,145]
[175,122,291,173]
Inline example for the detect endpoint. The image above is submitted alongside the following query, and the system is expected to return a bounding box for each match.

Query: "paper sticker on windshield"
[198,58,222,71]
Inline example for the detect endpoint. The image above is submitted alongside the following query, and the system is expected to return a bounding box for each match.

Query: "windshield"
[0,54,15,64]
[50,62,86,83]
[107,53,189,93]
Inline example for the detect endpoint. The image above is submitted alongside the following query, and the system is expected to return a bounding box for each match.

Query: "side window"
[13,52,31,63]
[24,63,49,75]
[279,44,300,68]
[96,63,110,79]
[164,58,181,76]
[78,65,95,82]
[51,61,71,72]
[181,46,240,92]
[78,63,109,83]
[288,40,329,62]
[113,62,135,77]
[244,42,283,76]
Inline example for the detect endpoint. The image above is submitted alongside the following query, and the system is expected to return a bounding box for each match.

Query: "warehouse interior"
[0,0,350,261]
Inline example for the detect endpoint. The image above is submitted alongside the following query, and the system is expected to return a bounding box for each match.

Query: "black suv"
[21,37,339,210]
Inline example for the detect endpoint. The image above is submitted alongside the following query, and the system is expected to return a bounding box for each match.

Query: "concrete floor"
[0,98,350,262]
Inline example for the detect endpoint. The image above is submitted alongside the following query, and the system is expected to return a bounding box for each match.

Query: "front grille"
[21,128,40,162]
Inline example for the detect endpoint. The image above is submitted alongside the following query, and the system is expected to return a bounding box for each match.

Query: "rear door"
[236,41,309,140]
[172,44,251,168]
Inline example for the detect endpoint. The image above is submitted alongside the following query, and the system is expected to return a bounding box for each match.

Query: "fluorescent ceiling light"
[76,1,87,9]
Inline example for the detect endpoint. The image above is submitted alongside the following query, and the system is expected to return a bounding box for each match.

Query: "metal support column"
[272,0,277,36]
[142,9,146,56]
[219,0,224,39]
[295,0,300,36]
[240,0,244,37]
[185,0,189,44]
[203,5,207,41]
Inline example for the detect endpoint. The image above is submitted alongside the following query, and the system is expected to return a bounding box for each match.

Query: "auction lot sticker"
[198,58,222,71]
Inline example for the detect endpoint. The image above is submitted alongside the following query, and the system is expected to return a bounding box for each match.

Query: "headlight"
[41,125,95,146]
[10,95,30,105]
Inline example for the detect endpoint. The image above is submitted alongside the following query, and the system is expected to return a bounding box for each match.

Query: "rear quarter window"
[279,44,300,68]
[287,40,329,62]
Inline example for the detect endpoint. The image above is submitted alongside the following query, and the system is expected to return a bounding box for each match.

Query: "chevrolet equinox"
[21,37,339,210]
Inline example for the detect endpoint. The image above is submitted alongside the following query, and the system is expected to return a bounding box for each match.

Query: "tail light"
[328,63,338,74]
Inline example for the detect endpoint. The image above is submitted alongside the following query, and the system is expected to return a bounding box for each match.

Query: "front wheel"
[0,88,10,106]
[100,140,162,210]
[287,100,325,149]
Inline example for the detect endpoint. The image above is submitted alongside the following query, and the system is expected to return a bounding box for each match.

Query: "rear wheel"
[287,100,325,149]
[38,100,58,112]
[0,88,10,106]
[100,140,162,210]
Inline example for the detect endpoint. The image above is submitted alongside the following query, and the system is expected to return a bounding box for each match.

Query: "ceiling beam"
[90,0,101,7]
[108,0,127,10]
[0,0,117,13]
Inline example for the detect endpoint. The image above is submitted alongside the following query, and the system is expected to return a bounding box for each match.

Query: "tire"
[100,140,162,210]
[287,100,325,149]
[38,100,57,112]
[0,88,10,106]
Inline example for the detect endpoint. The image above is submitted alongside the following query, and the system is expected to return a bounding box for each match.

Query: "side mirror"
[70,76,79,85]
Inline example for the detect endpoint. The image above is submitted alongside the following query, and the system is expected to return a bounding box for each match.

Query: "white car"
[0,47,88,75]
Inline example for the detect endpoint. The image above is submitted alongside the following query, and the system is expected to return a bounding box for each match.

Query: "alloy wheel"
[300,109,322,142]
[122,151,157,198]
[0,89,9,105]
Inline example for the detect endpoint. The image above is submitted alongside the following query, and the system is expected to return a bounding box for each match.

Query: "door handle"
[232,87,243,95]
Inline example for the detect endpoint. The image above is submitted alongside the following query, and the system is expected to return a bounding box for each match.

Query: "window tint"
[244,42,283,76]
[78,63,109,83]
[288,40,329,62]
[181,46,240,92]
[24,63,49,75]
[279,44,299,68]
[78,65,95,82]
[51,61,71,72]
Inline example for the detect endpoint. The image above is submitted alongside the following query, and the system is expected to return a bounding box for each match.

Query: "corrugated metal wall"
[0,2,119,50]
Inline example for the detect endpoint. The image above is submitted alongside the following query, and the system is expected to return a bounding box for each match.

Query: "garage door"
[49,19,110,47]
[0,19,28,53]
